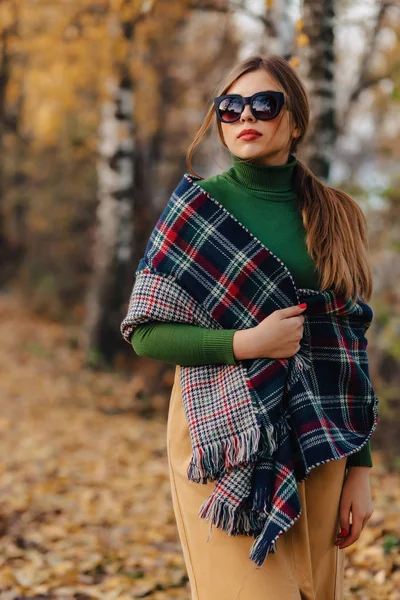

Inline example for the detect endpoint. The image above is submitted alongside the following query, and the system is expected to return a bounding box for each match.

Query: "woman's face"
[220,69,299,166]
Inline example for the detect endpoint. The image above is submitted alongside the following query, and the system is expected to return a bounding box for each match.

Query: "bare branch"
[338,0,393,133]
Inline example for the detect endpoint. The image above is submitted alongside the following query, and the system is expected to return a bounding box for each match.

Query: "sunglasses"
[213,91,285,123]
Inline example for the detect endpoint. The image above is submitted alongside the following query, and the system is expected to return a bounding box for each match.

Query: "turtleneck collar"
[226,152,298,193]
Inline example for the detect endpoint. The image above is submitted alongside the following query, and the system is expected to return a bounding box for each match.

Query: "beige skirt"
[167,365,348,600]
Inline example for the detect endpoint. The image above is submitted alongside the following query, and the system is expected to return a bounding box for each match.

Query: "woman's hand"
[335,466,373,549]
[233,303,307,360]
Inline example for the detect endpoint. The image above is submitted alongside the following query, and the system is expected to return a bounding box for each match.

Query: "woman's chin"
[231,146,264,158]
[232,149,270,163]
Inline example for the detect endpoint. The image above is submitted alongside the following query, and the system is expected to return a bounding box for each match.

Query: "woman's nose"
[240,104,255,121]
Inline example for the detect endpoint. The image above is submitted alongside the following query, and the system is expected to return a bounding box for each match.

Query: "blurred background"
[0,0,399,598]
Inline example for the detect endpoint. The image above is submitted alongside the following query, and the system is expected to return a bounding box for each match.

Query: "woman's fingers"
[336,512,363,548]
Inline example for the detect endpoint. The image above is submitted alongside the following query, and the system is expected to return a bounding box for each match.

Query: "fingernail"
[298,303,307,308]
[340,528,348,536]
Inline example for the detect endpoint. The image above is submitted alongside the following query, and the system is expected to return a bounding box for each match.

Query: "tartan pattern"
[120,173,379,567]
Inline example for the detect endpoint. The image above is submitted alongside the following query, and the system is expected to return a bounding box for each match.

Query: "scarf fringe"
[251,480,272,513]
[252,414,291,512]
[249,532,278,566]
[286,339,313,391]
[187,424,277,483]
[257,422,279,459]
[198,494,267,537]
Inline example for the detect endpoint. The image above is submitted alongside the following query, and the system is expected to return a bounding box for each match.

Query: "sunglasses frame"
[213,90,285,123]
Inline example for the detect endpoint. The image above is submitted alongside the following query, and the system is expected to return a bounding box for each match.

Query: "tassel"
[251,482,271,513]
[271,413,291,448]
[198,495,266,536]
[256,422,278,459]
[187,426,263,483]
[249,531,278,567]
[286,356,303,390]
[286,338,312,391]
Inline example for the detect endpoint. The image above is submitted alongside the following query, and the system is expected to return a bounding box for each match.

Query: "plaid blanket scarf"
[120,173,379,567]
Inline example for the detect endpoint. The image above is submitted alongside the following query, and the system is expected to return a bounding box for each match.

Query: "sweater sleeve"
[131,322,372,467]
[131,322,239,366]
[346,439,373,468]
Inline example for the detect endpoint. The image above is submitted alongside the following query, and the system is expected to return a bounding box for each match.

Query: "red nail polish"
[340,528,348,536]
[298,303,307,308]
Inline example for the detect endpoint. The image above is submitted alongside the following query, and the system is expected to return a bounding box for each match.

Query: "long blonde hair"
[186,55,373,305]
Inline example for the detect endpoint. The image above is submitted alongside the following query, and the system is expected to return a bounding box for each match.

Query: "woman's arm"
[131,322,238,366]
[131,322,372,467]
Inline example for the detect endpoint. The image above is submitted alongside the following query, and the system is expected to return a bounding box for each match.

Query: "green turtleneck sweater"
[130,153,372,467]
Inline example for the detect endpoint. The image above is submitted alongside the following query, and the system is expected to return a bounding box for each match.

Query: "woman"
[121,55,377,599]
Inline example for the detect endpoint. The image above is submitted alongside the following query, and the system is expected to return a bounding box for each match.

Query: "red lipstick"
[238,129,262,141]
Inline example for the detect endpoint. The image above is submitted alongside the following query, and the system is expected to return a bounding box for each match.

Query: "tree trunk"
[0,29,10,280]
[268,0,297,58]
[301,0,336,181]
[85,71,135,365]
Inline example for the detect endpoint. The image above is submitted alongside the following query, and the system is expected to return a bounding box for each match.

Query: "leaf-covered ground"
[0,293,399,599]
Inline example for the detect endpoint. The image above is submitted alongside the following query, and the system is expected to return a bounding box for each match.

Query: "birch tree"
[0,1,18,282]
[299,0,336,180]
[298,0,393,180]
[85,1,154,366]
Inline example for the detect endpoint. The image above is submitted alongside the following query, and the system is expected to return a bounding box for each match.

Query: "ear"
[292,126,300,140]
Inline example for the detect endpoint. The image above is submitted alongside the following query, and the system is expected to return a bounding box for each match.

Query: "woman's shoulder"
[189,172,229,195]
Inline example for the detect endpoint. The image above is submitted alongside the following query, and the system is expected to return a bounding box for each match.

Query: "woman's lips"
[239,133,262,141]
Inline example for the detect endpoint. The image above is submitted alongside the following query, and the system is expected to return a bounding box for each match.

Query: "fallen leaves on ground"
[0,293,398,599]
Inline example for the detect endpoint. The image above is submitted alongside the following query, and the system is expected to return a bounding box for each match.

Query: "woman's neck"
[226,152,298,193]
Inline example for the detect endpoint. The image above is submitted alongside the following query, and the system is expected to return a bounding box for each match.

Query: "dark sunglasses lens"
[217,97,242,122]
[251,94,279,119]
